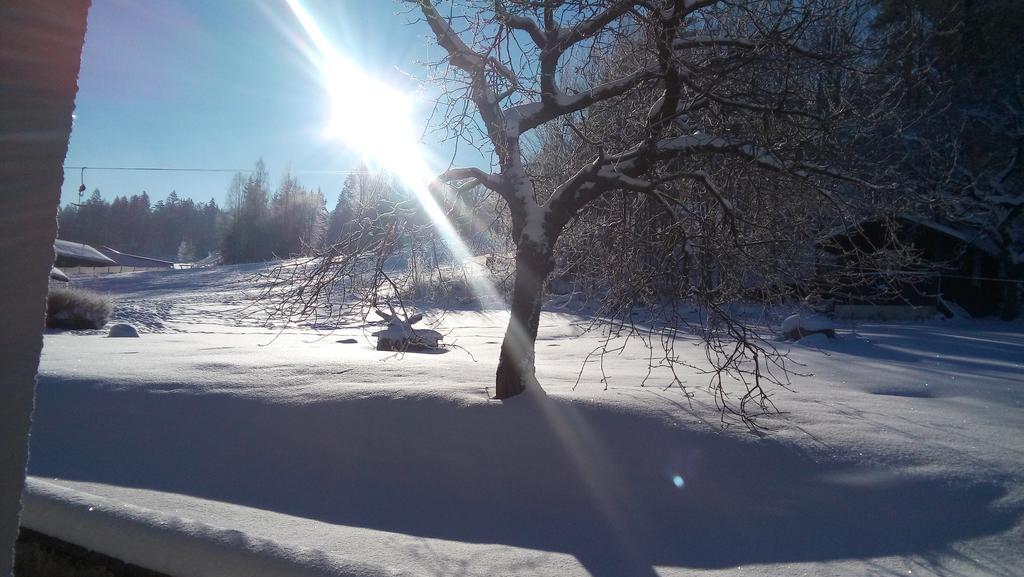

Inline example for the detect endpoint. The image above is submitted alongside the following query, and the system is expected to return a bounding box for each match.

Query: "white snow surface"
[27,265,1024,577]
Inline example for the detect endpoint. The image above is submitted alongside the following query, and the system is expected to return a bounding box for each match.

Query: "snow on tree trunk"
[495,242,554,399]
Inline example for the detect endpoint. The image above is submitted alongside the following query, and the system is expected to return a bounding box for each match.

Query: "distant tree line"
[57,159,409,265]
[58,189,221,262]
[220,159,331,264]
[220,159,407,264]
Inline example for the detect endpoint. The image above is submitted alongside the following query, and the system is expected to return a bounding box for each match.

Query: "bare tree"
[411,0,894,404]
[225,172,246,219]
[253,0,907,423]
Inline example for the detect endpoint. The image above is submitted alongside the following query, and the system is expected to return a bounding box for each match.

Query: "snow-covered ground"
[26,265,1024,576]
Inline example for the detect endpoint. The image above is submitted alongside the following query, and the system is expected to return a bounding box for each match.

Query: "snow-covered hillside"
[26,265,1024,576]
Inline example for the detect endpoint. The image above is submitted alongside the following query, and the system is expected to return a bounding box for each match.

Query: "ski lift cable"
[63,165,390,175]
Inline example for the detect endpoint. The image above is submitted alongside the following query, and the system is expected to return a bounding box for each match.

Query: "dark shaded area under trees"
[866,0,1024,319]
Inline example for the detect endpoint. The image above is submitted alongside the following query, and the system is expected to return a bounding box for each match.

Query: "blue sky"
[61,0,483,208]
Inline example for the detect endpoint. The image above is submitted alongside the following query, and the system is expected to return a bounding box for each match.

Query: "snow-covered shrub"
[46,286,112,330]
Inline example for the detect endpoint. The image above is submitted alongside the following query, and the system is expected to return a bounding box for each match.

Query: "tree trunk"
[495,242,554,399]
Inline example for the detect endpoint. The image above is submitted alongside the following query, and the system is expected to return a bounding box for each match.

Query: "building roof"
[53,239,117,265]
[98,246,175,268]
[821,215,1000,256]
[900,216,1000,256]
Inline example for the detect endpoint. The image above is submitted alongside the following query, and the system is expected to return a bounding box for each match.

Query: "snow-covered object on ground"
[22,265,1024,577]
[49,267,69,282]
[107,323,139,338]
[937,296,972,319]
[781,313,836,340]
[371,308,442,351]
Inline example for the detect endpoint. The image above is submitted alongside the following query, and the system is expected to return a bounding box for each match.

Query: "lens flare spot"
[672,475,685,489]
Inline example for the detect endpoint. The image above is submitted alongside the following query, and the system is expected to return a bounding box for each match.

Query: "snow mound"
[781,313,835,340]
[107,323,140,338]
[371,324,442,350]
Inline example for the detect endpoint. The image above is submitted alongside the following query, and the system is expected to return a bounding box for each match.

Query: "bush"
[46,286,112,330]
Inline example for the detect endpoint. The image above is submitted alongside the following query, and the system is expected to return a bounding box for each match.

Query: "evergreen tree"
[222,159,275,263]
[325,178,356,246]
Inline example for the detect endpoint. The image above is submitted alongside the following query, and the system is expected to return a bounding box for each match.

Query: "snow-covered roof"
[193,252,223,268]
[899,216,1000,256]
[99,246,175,268]
[53,239,117,265]
[820,215,1000,256]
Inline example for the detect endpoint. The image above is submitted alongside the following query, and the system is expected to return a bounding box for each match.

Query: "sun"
[284,0,419,169]
[284,0,504,308]
[323,61,419,166]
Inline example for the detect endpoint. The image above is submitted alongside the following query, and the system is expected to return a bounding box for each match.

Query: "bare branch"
[437,166,501,191]
[494,2,546,47]
[656,133,882,188]
[511,65,660,134]
[558,0,640,50]
[415,0,490,75]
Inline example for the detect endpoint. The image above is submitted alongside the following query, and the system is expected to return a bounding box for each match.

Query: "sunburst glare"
[325,68,418,164]
[285,0,502,308]
[283,5,640,562]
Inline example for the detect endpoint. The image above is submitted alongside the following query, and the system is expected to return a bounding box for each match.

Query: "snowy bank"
[22,479,388,577]
[24,266,1024,577]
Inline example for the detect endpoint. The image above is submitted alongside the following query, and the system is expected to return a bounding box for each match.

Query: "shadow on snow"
[28,376,1021,577]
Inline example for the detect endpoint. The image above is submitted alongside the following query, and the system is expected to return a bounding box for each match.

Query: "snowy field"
[26,264,1024,577]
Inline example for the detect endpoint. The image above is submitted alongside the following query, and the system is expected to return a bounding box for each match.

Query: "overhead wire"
[63,165,390,175]
[63,165,396,205]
